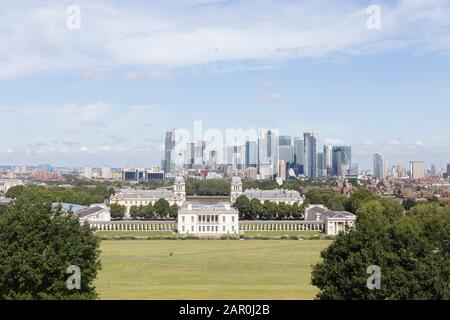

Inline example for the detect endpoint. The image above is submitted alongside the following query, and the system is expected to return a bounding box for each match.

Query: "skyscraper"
[410,161,425,179]
[323,145,333,176]
[447,164,450,176]
[245,141,258,168]
[258,129,279,178]
[317,152,325,177]
[279,135,294,176]
[332,146,352,177]
[373,153,385,179]
[303,132,317,178]
[164,130,176,173]
[293,138,304,175]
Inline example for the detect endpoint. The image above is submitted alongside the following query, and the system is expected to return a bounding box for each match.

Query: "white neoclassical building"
[51,202,111,223]
[230,176,304,205]
[110,176,186,218]
[178,202,239,235]
[304,204,356,236]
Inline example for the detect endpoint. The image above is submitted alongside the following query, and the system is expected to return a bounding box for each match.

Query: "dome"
[174,176,185,184]
[231,176,242,184]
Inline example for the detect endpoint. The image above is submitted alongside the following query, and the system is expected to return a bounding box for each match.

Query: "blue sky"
[1,0,450,169]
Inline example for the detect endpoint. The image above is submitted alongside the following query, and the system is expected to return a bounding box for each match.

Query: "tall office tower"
[303,132,317,178]
[185,142,195,169]
[447,164,450,176]
[323,145,333,176]
[279,135,294,177]
[293,138,304,174]
[245,141,258,168]
[193,140,205,168]
[317,152,325,177]
[349,163,359,176]
[430,164,437,177]
[278,160,287,181]
[397,164,406,178]
[227,145,246,170]
[373,153,385,179]
[383,159,389,178]
[208,150,219,170]
[332,146,352,177]
[258,129,278,178]
[164,130,176,173]
[83,165,92,179]
[101,166,112,179]
[410,161,425,179]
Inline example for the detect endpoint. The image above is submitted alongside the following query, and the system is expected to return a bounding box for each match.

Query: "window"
[207,226,210,232]
[215,226,218,232]
[232,216,235,222]
[232,226,235,231]
[222,226,225,232]
[191,216,194,222]
[182,226,185,232]
[223,216,226,222]
[182,216,185,222]
[191,226,194,232]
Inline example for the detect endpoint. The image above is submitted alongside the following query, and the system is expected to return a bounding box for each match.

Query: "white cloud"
[1,0,450,79]
[264,93,281,102]
[325,138,344,145]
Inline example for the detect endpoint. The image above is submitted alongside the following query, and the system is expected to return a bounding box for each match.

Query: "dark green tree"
[154,198,170,218]
[233,195,251,219]
[311,199,449,300]
[0,192,101,300]
[402,198,416,211]
[110,204,125,220]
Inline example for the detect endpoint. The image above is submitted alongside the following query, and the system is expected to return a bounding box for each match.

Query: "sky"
[1,0,450,170]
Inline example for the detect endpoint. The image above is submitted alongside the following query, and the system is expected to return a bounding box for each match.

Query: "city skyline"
[1,1,450,168]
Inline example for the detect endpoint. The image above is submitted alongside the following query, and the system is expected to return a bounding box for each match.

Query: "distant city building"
[245,141,258,168]
[323,145,333,176]
[410,161,426,179]
[303,132,317,178]
[278,160,287,181]
[101,166,112,179]
[293,138,304,175]
[178,202,239,235]
[317,152,326,177]
[83,165,92,179]
[447,164,450,177]
[164,130,176,173]
[373,153,387,180]
[332,146,351,177]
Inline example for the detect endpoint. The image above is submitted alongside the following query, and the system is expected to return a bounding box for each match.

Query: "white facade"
[305,204,356,236]
[0,179,24,193]
[110,176,186,218]
[178,202,239,235]
[230,176,304,205]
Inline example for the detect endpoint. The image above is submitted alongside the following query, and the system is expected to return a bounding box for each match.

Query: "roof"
[243,189,303,200]
[180,202,238,214]
[51,202,87,213]
[307,205,355,221]
[112,188,174,200]
[75,206,106,218]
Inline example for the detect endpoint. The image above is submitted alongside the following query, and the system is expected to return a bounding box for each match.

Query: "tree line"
[232,195,304,220]
[109,199,178,220]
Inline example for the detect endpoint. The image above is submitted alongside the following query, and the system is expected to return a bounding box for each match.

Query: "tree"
[110,204,125,220]
[311,199,449,300]
[143,203,154,220]
[349,189,378,213]
[249,199,262,220]
[169,204,179,219]
[402,198,416,211]
[0,192,101,300]
[233,195,251,219]
[5,185,26,199]
[154,198,170,219]
[129,206,140,220]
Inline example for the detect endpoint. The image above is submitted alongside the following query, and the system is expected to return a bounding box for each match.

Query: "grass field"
[95,240,331,300]
[95,230,324,240]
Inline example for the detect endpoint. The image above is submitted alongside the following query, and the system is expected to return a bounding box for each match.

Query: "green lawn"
[95,240,331,300]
